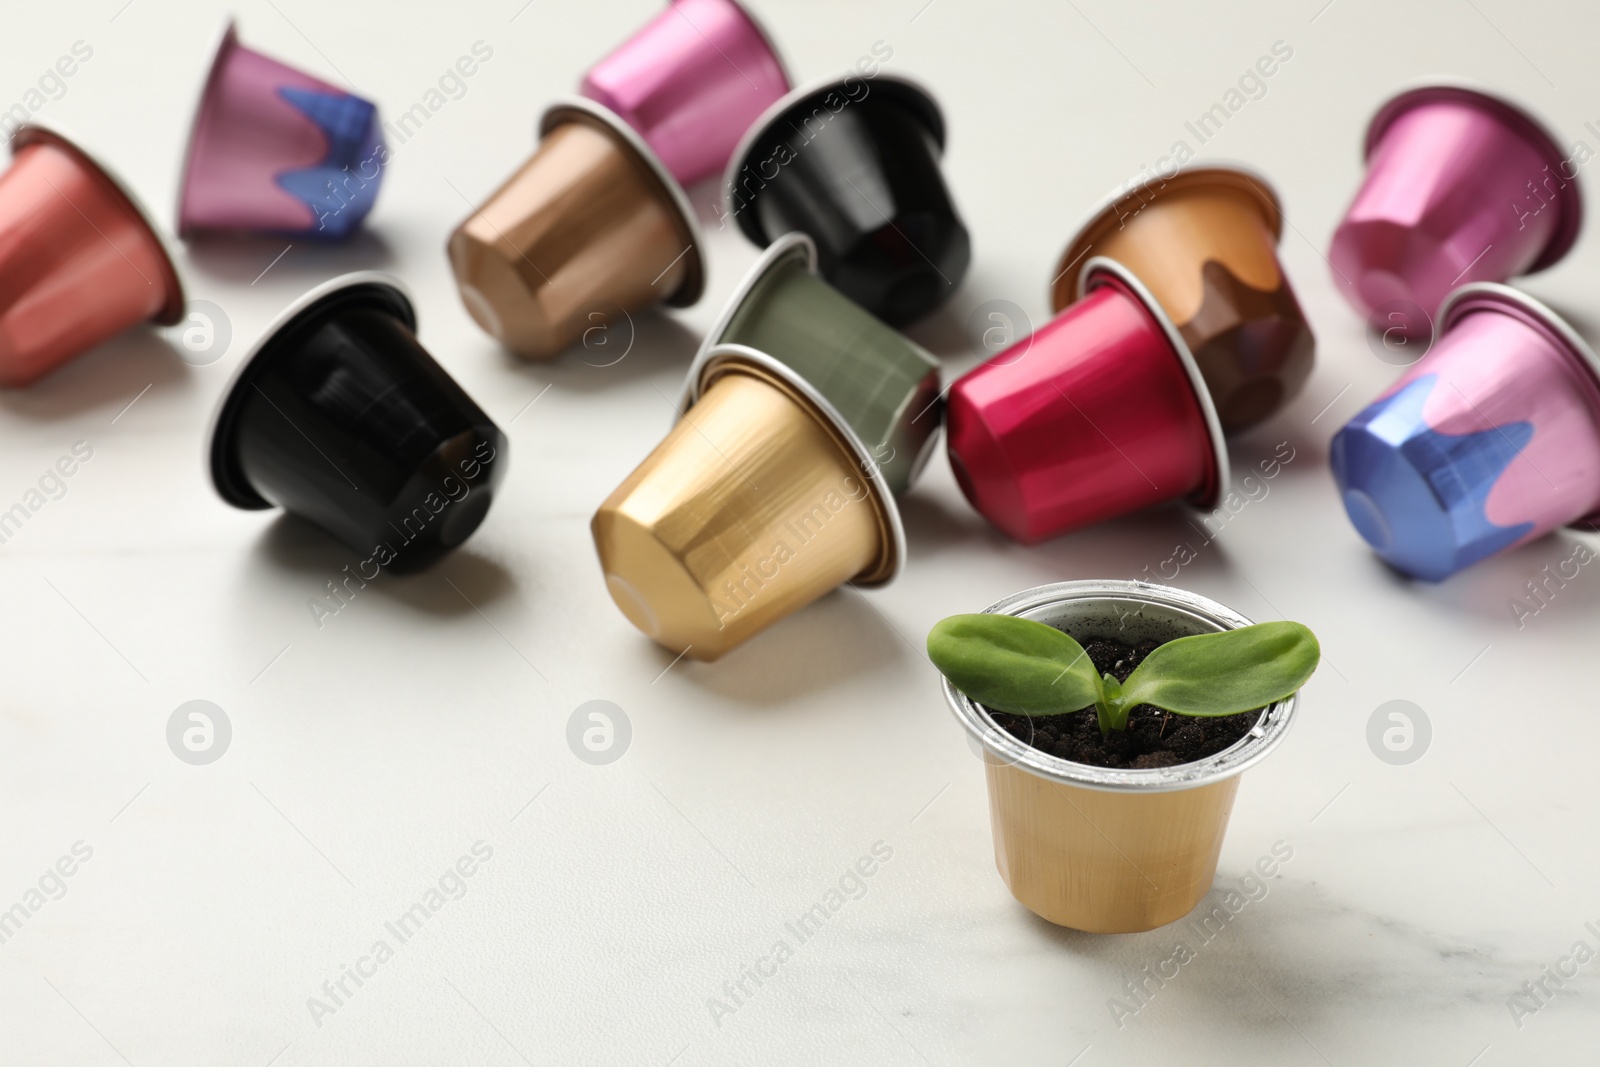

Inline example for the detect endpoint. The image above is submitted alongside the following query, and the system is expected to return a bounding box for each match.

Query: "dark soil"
[986,634,1261,769]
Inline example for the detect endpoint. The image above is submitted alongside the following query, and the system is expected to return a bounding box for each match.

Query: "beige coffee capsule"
[448,97,704,359]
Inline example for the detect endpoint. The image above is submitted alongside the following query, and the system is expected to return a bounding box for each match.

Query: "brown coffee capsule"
[1051,164,1314,432]
[447,97,704,360]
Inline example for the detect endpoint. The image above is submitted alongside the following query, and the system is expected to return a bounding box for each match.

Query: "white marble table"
[2,0,1597,1063]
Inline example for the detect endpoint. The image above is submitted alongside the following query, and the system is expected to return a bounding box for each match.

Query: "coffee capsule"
[722,74,969,326]
[1330,81,1583,336]
[178,18,384,239]
[593,344,904,661]
[448,97,705,360]
[580,0,791,187]
[0,123,185,387]
[683,232,942,496]
[1051,164,1313,433]
[949,258,1228,544]
[208,273,506,573]
[1331,283,1600,581]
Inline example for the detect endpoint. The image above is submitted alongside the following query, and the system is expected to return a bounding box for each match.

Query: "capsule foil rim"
[204,270,416,510]
[693,341,907,588]
[538,95,707,308]
[1076,255,1232,511]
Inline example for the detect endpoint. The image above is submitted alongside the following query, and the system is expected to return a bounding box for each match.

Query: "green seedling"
[928,613,1320,737]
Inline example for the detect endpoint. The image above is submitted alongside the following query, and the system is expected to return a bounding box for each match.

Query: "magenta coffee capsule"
[1330,81,1583,334]
[209,273,505,572]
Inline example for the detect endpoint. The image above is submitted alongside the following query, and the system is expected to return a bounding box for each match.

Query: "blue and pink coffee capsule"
[178,19,384,239]
[1331,283,1600,580]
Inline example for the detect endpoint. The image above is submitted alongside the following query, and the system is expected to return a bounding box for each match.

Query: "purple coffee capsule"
[178,18,384,239]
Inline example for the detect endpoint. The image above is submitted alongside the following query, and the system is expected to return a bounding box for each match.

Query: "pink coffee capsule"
[579,0,791,187]
[1329,81,1583,336]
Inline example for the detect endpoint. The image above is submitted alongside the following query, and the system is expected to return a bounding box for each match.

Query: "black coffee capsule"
[722,73,970,327]
[208,273,507,573]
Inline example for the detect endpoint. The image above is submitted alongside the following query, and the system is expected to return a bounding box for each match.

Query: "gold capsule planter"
[944,580,1300,933]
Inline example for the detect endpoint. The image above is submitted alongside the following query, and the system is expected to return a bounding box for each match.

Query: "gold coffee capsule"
[592,348,904,661]
[448,97,704,359]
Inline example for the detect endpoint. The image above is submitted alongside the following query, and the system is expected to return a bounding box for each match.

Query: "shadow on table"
[248,510,517,618]
[1369,528,1600,627]
[514,309,703,396]
[993,504,1243,588]
[1019,875,1506,1030]
[895,490,991,561]
[898,473,1256,587]
[902,294,978,363]
[668,586,914,707]
[0,328,190,422]
[179,229,397,287]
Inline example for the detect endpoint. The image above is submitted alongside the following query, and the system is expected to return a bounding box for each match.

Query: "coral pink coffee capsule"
[580,0,791,187]
[0,123,184,387]
[947,258,1228,543]
[1330,81,1583,335]
[179,18,385,239]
